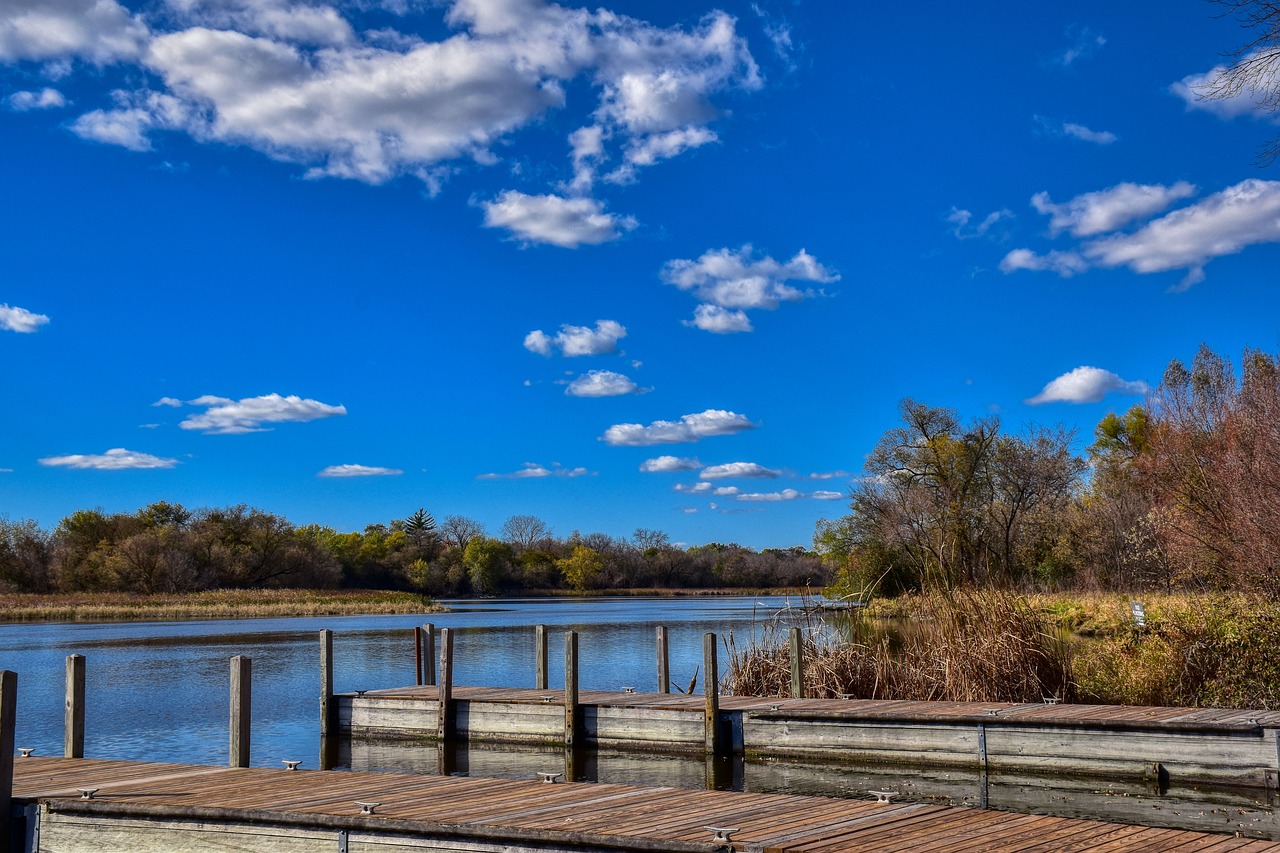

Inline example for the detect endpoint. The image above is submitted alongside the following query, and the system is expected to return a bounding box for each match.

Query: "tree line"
[821,344,1280,597]
[0,504,829,597]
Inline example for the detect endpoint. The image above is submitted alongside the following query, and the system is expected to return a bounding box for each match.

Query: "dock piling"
[422,624,436,686]
[704,632,721,755]
[565,631,579,749]
[414,626,423,686]
[0,670,15,853]
[437,628,454,741]
[535,625,548,690]
[319,630,335,738]
[789,627,804,700]
[656,626,669,694]
[65,654,85,759]
[230,655,251,768]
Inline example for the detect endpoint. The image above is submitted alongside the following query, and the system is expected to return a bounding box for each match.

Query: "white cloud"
[662,244,839,311]
[602,408,758,446]
[998,248,1088,276]
[947,207,1013,240]
[1008,179,1280,290]
[0,304,50,333]
[478,461,590,479]
[674,481,712,493]
[808,470,851,480]
[0,0,148,64]
[8,88,66,110]
[1172,55,1273,120]
[53,1,759,204]
[713,485,740,495]
[1026,366,1148,405]
[736,488,803,502]
[482,191,636,247]
[1031,182,1198,237]
[811,490,844,500]
[565,370,644,397]
[177,393,346,434]
[699,461,779,480]
[38,447,178,470]
[1062,122,1117,145]
[640,455,701,472]
[685,304,752,334]
[318,464,403,477]
[1052,27,1105,68]
[151,396,183,407]
[525,319,626,357]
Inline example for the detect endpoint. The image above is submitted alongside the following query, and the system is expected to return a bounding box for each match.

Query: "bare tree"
[1200,1,1280,163]
[501,514,551,552]
[440,515,485,553]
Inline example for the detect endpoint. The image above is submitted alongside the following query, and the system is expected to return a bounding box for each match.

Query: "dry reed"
[726,589,1074,704]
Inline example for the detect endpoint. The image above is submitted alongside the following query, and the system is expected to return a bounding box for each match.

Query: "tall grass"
[0,589,446,622]
[727,589,1073,703]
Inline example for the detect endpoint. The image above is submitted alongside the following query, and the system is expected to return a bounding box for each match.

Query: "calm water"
[0,595,1276,840]
[0,595,791,766]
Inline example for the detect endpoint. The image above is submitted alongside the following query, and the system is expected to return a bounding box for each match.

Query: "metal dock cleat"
[768,703,783,711]
[282,760,302,770]
[353,690,367,697]
[622,686,636,693]
[76,788,99,800]
[705,826,738,843]
[869,790,898,804]
[541,695,555,703]
[18,747,34,757]
[537,771,563,783]
[355,801,380,815]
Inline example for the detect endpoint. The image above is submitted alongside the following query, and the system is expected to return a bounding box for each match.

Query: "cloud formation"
[318,464,403,477]
[1031,182,1197,237]
[525,320,626,357]
[478,461,590,479]
[639,455,702,472]
[1003,179,1280,289]
[661,245,839,333]
[177,393,347,434]
[38,447,178,470]
[565,370,643,397]
[32,0,759,225]
[1026,366,1148,405]
[699,461,780,480]
[482,191,637,247]
[0,0,148,64]
[8,88,66,111]
[1172,54,1273,120]
[947,207,1013,240]
[0,304,50,333]
[602,408,757,446]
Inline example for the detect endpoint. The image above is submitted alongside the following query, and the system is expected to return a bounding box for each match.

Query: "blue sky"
[2,0,1278,549]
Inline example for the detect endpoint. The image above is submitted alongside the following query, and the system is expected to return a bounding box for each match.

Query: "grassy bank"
[0,589,447,622]
[728,590,1280,711]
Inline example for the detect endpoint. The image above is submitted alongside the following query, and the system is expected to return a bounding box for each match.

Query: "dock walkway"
[12,755,1280,852]
[344,686,1280,788]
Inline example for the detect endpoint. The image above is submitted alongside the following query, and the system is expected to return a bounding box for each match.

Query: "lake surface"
[0,594,1276,840]
[0,595,793,766]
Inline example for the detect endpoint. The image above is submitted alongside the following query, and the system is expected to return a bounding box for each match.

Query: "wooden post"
[703,632,720,755]
[65,653,85,759]
[656,626,669,694]
[789,626,805,700]
[437,628,454,741]
[422,623,436,686]
[0,670,16,853]
[535,624,548,690]
[319,630,335,738]
[564,631,579,749]
[414,626,423,686]
[230,655,251,768]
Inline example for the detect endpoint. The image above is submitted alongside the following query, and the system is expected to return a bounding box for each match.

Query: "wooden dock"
[341,685,1280,788]
[10,755,1280,852]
